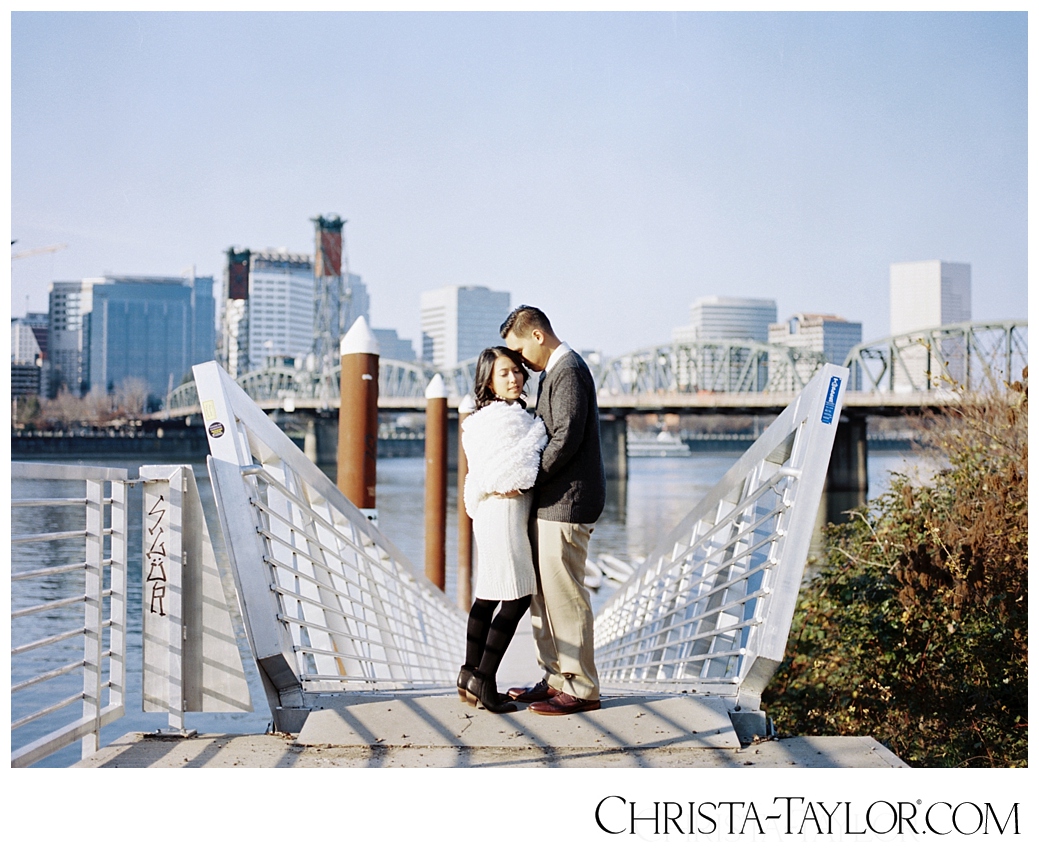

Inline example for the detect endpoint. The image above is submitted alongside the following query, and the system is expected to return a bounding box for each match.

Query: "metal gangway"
[190,360,848,735]
[11,360,848,763]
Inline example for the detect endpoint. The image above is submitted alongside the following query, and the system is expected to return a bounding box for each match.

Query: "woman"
[457,346,547,713]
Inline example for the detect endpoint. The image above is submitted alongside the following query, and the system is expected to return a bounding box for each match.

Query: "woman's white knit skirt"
[471,492,537,602]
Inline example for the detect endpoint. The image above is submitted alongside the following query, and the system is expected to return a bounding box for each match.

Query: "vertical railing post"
[424,374,448,590]
[456,394,476,609]
[81,478,104,759]
[338,316,380,522]
[108,477,128,717]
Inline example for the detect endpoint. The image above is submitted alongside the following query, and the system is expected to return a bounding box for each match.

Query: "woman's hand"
[494,489,522,498]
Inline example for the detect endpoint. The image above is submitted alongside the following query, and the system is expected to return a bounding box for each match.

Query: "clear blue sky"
[10,11,1028,356]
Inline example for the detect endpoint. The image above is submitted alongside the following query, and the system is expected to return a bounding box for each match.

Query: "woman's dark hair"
[472,346,529,409]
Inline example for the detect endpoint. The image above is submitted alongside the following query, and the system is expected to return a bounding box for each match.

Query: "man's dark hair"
[500,305,555,339]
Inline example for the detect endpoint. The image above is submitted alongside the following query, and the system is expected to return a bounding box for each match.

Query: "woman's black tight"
[464,595,532,679]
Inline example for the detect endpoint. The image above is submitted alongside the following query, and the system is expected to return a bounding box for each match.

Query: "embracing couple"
[457,305,605,716]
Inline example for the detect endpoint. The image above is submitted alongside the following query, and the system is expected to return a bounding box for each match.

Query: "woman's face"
[491,354,525,402]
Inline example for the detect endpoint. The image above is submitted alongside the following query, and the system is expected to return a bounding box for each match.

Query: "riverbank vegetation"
[12,377,150,431]
[764,372,1027,767]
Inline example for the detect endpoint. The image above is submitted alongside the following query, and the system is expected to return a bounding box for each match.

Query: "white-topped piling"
[338,317,380,521]
[424,374,448,590]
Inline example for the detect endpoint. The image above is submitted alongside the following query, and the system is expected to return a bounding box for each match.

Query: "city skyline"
[11,11,1027,357]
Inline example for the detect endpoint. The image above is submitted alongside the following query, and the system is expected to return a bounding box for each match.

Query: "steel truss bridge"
[165,319,1026,416]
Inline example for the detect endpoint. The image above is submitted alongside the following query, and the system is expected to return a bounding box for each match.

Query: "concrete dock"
[73,616,907,769]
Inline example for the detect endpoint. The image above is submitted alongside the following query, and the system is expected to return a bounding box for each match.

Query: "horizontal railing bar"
[653,469,795,569]
[292,644,395,671]
[664,501,787,575]
[294,638,455,666]
[262,538,438,627]
[251,482,417,588]
[603,604,763,648]
[300,672,453,686]
[11,659,86,694]
[10,498,88,508]
[270,582,388,631]
[602,599,764,644]
[267,567,431,633]
[257,515,421,608]
[10,691,85,730]
[262,534,372,593]
[599,617,760,664]
[12,562,88,581]
[11,704,124,769]
[12,594,86,619]
[280,612,446,659]
[254,502,380,579]
[11,530,87,545]
[11,626,84,656]
[604,551,774,630]
[604,553,776,635]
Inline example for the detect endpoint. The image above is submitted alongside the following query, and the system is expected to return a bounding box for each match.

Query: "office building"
[768,314,862,365]
[889,260,972,390]
[11,318,42,366]
[672,296,777,344]
[220,249,372,377]
[221,249,314,376]
[890,260,971,336]
[48,273,215,401]
[11,317,44,397]
[373,328,417,362]
[344,273,371,343]
[48,281,92,396]
[420,285,511,368]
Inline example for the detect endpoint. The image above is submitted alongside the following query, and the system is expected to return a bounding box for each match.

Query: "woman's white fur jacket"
[461,400,548,519]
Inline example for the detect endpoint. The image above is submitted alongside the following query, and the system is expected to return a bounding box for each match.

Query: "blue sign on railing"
[821,376,841,424]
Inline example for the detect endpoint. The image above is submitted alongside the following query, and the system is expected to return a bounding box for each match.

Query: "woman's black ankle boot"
[466,671,517,713]
[457,666,476,703]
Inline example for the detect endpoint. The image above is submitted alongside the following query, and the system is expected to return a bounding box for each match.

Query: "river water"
[11,445,922,767]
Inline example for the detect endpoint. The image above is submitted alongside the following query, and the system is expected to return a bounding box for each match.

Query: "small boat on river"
[627,430,692,458]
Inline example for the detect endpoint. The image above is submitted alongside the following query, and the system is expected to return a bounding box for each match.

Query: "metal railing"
[192,360,466,732]
[844,319,1027,394]
[10,462,129,767]
[594,365,849,717]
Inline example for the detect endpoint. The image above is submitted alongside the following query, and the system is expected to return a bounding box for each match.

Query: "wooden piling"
[424,375,448,590]
[338,318,380,521]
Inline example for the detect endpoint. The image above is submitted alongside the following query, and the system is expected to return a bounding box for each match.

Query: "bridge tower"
[312,214,349,377]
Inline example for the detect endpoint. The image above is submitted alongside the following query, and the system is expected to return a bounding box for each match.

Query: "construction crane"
[11,242,67,260]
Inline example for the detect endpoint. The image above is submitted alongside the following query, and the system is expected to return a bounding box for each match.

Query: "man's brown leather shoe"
[528,691,601,716]
[507,679,558,702]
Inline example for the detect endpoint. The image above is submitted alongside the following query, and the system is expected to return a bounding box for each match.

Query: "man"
[500,305,606,715]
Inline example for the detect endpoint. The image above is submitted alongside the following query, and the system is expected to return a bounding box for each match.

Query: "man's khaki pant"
[529,517,600,701]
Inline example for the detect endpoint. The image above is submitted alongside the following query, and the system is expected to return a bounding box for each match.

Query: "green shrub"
[764,373,1027,767]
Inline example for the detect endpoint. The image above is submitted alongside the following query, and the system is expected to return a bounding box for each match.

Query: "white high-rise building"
[889,260,972,390]
[220,248,373,377]
[673,296,777,343]
[11,319,42,365]
[221,250,314,376]
[890,260,971,335]
[420,285,511,368]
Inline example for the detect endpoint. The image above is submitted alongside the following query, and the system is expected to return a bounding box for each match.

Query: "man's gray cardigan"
[533,349,606,524]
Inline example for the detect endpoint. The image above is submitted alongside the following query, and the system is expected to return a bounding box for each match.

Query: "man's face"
[505,329,551,372]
